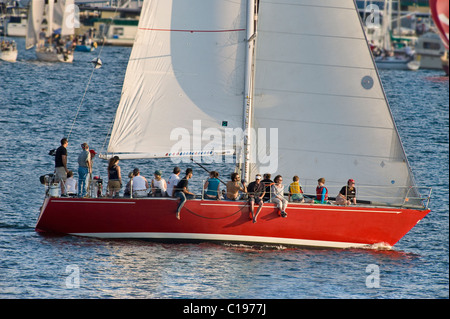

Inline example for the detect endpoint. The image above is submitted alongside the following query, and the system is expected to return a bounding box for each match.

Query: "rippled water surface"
[0,38,448,299]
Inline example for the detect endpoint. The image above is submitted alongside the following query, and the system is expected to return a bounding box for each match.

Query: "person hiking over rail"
[174,168,195,220]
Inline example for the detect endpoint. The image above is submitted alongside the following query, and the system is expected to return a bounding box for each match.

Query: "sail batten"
[255,60,375,71]
[254,87,385,99]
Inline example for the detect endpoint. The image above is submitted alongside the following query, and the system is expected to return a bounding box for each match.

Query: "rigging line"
[67,65,96,141]
[66,4,121,142]
[138,28,245,33]
[190,158,227,186]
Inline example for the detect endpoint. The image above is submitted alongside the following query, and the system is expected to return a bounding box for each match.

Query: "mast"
[242,0,257,183]
[46,0,54,37]
[382,0,392,51]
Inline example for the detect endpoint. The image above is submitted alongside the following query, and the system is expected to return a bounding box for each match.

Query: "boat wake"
[360,242,393,250]
[222,242,288,251]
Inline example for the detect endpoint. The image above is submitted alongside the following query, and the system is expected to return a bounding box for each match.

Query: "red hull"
[35,197,429,249]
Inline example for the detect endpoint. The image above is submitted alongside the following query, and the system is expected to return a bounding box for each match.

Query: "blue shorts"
[291,193,304,201]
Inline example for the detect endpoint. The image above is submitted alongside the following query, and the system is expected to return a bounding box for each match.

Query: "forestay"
[249,0,419,205]
[107,0,247,159]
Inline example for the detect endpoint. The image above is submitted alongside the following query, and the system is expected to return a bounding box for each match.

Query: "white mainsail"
[25,0,45,50]
[249,0,418,204]
[54,0,75,37]
[107,0,247,159]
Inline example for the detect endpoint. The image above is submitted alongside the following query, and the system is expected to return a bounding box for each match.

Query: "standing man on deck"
[77,142,92,198]
[55,138,69,196]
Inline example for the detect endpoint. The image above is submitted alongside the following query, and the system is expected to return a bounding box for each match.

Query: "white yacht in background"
[0,38,17,61]
[415,32,446,70]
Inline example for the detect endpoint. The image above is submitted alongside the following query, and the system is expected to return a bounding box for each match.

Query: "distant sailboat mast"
[46,0,54,38]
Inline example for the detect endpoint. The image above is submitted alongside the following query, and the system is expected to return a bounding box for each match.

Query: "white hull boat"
[0,48,18,62]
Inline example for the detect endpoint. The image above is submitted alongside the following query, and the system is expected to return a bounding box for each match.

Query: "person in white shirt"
[151,170,167,197]
[166,166,181,197]
[66,170,77,196]
[132,168,149,197]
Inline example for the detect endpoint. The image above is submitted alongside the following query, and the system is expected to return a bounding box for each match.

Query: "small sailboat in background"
[26,0,75,63]
[373,0,420,70]
[74,31,97,52]
[74,43,95,52]
[0,2,18,62]
[375,53,420,71]
[0,38,17,62]
[36,0,431,249]
[375,53,420,70]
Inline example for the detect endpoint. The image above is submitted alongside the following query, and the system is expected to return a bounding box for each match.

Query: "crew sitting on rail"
[335,179,357,205]
[150,170,167,197]
[288,175,304,203]
[132,168,149,198]
[261,173,274,202]
[315,177,329,204]
[203,171,221,200]
[225,172,246,200]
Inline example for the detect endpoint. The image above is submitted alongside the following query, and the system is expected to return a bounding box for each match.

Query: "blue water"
[0,38,448,299]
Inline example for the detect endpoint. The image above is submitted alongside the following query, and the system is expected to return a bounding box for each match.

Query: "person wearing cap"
[336,179,357,205]
[77,142,92,197]
[247,174,266,223]
[151,170,167,197]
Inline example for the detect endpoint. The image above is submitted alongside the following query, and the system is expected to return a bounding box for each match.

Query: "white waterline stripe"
[69,232,369,249]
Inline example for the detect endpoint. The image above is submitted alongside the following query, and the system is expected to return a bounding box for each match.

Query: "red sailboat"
[36,0,431,249]
[36,197,429,249]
